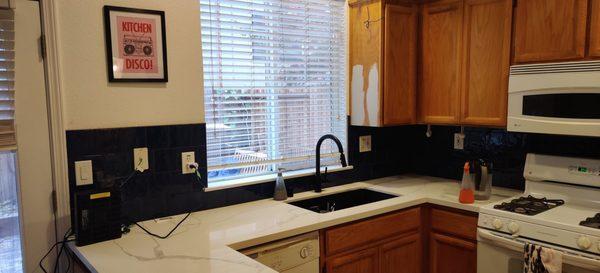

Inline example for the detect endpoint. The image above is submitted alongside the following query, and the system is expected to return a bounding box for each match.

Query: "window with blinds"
[0,9,13,150]
[200,0,347,182]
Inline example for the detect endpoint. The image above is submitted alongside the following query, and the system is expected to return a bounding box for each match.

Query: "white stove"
[477,154,600,273]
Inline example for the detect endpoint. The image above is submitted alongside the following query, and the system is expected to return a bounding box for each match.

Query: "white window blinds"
[200,0,347,182]
[0,9,14,149]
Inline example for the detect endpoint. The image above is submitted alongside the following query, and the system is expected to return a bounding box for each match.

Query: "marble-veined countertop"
[69,174,521,273]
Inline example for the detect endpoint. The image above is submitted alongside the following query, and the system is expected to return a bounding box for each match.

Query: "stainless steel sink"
[288,189,399,213]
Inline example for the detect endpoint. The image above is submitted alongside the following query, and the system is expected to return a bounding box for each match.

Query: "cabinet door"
[429,232,477,273]
[326,247,379,273]
[419,0,463,124]
[513,0,588,63]
[590,0,600,57]
[383,4,417,125]
[380,233,422,273]
[350,1,383,127]
[460,0,512,126]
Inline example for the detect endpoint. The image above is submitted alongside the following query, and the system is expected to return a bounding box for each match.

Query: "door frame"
[37,0,70,237]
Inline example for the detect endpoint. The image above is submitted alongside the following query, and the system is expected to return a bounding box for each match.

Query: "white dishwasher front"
[241,231,320,273]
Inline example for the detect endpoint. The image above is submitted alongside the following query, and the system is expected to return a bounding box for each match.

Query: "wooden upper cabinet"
[380,233,422,273]
[590,0,600,58]
[350,0,417,127]
[460,0,512,126]
[326,247,379,273]
[513,0,588,63]
[350,1,383,127]
[383,4,418,125]
[419,0,463,124]
[429,232,477,273]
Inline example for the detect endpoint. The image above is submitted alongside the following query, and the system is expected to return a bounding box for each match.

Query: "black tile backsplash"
[408,125,600,190]
[66,122,412,224]
[66,124,209,224]
[66,121,600,225]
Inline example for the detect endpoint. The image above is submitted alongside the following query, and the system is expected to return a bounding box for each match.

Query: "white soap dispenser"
[274,168,287,201]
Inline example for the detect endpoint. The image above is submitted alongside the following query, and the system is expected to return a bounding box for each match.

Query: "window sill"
[204,165,354,192]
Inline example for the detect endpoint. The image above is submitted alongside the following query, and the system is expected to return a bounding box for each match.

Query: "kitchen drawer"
[430,208,477,241]
[325,207,420,256]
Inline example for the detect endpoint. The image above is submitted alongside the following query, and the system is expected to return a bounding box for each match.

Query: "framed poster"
[103,6,168,82]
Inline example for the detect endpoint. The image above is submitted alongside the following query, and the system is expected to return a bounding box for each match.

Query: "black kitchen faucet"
[314,134,347,193]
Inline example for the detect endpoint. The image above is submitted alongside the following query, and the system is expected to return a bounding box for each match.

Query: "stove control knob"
[576,236,592,249]
[508,222,520,234]
[492,219,504,230]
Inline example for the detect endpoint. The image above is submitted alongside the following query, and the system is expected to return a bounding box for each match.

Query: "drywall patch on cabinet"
[351,64,366,126]
[366,64,380,125]
[351,64,380,127]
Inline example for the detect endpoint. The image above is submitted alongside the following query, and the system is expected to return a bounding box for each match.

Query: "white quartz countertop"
[69,175,521,273]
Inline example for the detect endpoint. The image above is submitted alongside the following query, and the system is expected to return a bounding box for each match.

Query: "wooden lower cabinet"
[323,208,422,273]
[72,254,92,273]
[381,233,422,273]
[327,247,380,273]
[325,232,422,273]
[321,206,477,273]
[429,232,477,273]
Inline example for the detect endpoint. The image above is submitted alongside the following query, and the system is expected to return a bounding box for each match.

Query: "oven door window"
[522,93,600,119]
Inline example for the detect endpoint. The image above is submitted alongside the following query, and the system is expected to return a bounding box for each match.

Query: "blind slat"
[0,10,14,148]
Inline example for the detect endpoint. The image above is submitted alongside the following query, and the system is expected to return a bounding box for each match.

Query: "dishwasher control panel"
[241,231,320,272]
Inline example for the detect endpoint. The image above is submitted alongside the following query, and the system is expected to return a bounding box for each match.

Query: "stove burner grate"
[493,195,565,215]
[580,213,600,229]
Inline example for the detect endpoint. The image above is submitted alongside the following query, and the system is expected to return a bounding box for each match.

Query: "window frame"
[200,0,350,187]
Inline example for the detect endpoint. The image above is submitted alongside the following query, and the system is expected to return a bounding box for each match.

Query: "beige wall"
[55,0,205,130]
[15,1,56,271]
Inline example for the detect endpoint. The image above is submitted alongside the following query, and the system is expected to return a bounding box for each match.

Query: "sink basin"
[288,189,399,213]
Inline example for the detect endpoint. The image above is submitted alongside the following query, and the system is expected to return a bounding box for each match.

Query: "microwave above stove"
[508,61,600,137]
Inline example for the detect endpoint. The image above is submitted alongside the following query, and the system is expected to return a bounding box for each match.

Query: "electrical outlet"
[181,152,196,174]
[133,148,149,172]
[454,133,465,150]
[359,135,372,153]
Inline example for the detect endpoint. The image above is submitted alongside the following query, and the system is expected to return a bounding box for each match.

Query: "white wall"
[55,0,205,130]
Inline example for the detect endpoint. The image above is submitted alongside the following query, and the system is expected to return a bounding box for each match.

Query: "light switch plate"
[133,148,149,172]
[454,133,465,150]
[359,135,372,153]
[75,160,93,186]
[181,151,196,174]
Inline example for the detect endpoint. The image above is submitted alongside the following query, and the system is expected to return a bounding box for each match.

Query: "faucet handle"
[323,167,328,183]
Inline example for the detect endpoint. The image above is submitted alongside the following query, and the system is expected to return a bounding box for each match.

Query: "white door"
[14,0,57,272]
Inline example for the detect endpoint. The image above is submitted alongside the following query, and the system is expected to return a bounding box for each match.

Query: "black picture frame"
[103,5,168,82]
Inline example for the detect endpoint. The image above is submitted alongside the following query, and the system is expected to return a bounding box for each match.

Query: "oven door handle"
[478,228,600,270]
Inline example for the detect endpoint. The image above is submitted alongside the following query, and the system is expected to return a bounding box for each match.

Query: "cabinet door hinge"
[39,34,46,59]
[51,190,57,213]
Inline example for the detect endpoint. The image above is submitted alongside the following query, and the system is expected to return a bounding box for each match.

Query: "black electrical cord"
[119,159,143,189]
[64,246,72,273]
[134,212,192,239]
[39,228,74,273]
[53,227,74,273]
